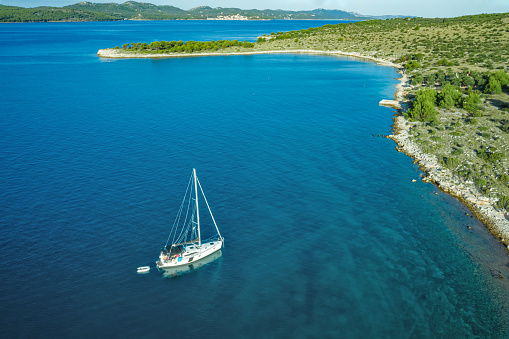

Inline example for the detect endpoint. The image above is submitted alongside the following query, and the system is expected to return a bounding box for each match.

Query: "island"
[0,1,409,22]
[97,13,509,251]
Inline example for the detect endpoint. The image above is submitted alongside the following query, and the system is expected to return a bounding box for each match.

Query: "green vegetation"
[256,13,509,72]
[0,4,121,21]
[120,39,254,54]
[0,1,409,22]
[408,88,509,205]
[498,195,509,210]
[405,89,437,122]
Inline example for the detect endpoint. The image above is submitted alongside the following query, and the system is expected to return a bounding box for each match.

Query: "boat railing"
[202,235,224,243]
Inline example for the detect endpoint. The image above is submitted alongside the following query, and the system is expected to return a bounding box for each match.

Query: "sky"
[2,0,508,18]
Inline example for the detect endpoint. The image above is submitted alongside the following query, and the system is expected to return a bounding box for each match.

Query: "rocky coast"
[388,71,509,250]
[97,47,395,67]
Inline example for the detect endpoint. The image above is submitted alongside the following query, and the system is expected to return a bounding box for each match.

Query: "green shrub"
[458,170,470,178]
[406,88,438,122]
[475,178,487,187]
[405,60,421,72]
[438,84,463,109]
[499,174,509,183]
[477,149,505,162]
[485,75,502,94]
[463,91,482,113]
[451,148,464,155]
[437,59,448,66]
[498,195,509,210]
[445,157,459,169]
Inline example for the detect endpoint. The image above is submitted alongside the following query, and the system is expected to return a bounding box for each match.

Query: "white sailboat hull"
[156,239,223,269]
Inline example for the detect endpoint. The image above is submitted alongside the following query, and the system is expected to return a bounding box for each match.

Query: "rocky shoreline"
[97,48,396,67]
[98,46,509,251]
[388,71,509,251]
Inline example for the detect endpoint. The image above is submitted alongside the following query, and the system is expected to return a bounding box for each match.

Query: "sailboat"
[156,169,224,270]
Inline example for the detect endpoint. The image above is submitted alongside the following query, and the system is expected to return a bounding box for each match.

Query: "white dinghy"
[137,266,150,273]
[156,169,224,270]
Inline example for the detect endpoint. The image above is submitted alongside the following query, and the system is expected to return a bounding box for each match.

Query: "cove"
[1,21,509,338]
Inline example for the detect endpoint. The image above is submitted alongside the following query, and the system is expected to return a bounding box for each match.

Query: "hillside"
[0,1,411,22]
[0,4,122,21]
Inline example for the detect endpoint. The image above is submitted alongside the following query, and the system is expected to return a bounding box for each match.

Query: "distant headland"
[0,1,412,22]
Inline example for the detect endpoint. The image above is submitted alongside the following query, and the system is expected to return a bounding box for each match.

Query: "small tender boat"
[157,169,224,270]
[137,266,150,273]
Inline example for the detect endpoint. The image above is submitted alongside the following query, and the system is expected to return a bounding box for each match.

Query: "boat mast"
[193,168,201,247]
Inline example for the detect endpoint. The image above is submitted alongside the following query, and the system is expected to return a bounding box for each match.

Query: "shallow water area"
[1,20,509,338]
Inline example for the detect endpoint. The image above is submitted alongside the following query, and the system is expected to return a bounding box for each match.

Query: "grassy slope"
[258,14,509,70]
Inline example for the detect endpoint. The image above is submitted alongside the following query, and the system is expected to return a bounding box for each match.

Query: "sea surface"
[1,20,509,338]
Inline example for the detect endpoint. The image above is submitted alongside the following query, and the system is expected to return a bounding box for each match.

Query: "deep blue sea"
[1,20,509,338]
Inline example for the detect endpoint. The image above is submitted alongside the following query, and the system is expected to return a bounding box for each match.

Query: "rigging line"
[197,176,223,240]
[166,173,193,247]
[174,174,196,245]
[174,179,193,245]
[167,174,191,247]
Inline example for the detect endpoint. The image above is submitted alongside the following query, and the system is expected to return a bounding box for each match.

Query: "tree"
[498,195,509,211]
[436,70,446,85]
[149,41,161,50]
[406,88,438,122]
[484,75,502,94]
[493,70,509,87]
[451,77,462,87]
[437,58,448,66]
[463,76,475,88]
[411,73,424,86]
[404,60,421,72]
[463,91,482,113]
[437,83,462,109]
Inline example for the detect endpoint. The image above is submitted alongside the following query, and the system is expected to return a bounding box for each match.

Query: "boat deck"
[157,239,223,269]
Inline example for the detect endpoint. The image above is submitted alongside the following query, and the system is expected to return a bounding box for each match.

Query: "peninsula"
[98,13,509,251]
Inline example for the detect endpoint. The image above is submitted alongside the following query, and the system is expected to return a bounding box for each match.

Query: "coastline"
[98,47,509,251]
[96,48,395,67]
[388,71,509,250]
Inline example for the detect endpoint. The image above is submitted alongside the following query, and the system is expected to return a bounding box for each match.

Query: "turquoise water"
[1,21,509,338]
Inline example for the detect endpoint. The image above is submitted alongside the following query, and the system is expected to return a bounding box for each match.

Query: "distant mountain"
[0,1,413,22]
[0,4,122,22]
[65,1,187,20]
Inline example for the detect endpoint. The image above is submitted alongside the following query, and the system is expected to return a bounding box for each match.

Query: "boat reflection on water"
[160,250,222,278]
